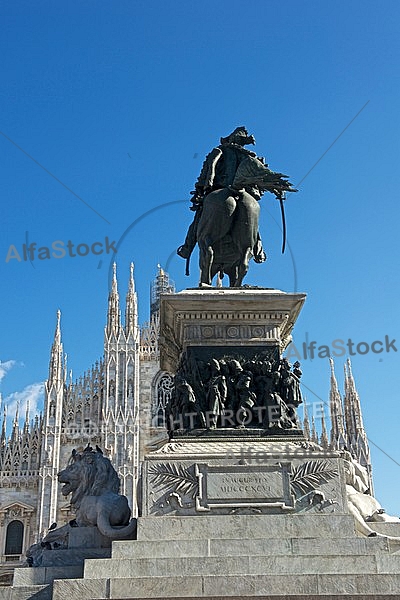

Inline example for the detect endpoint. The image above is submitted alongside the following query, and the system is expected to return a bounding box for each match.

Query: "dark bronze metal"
[177,127,297,286]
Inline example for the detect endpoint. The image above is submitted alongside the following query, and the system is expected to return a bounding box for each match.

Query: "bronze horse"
[196,155,295,287]
[197,187,261,287]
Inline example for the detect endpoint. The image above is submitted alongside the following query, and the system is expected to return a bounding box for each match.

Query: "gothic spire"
[311,415,318,444]
[63,353,68,384]
[343,361,354,447]
[13,400,19,427]
[343,358,373,491]
[320,404,329,449]
[302,396,311,440]
[11,400,20,442]
[329,358,346,450]
[23,399,30,432]
[345,359,365,432]
[48,310,64,385]
[125,262,138,336]
[106,263,121,338]
[1,401,6,446]
[128,262,135,293]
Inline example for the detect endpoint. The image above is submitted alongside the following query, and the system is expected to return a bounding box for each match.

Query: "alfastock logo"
[286,336,397,361]
[5,237,117,263]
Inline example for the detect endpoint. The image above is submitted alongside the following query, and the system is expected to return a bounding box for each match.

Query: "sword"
[278,192,287,254]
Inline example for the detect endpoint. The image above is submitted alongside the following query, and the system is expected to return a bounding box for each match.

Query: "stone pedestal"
[141,439,347,517]
[159,288,306,437]
[159,288,306,373]
[146,288,342,520]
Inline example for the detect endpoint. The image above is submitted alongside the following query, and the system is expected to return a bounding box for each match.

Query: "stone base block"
[84,553,378,579]
[142,441,347,518]
[137,514,356,541]
[317,573,400,595]
[52,578,106,600]
[13,565,82,586]
[52,574,400,599]
[8,585,51,600]
[90,597,400,600]
[112,534,388,560]
[370,522,400,537]
[39,547,111,568]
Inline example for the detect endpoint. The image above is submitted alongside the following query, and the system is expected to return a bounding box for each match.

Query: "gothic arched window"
[152,372,174,427]
[5,520,24,555]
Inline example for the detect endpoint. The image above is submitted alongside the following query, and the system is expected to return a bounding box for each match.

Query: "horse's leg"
[230,192,261,286]
[234,247,253,287]
[198,239,213,286]
[227,266,238,287]
[197,189,237,286]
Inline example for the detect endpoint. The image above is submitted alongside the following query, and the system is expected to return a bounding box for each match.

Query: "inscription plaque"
[195,463,294,511]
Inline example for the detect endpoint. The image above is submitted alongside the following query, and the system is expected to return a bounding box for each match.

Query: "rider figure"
[177,127,267,264]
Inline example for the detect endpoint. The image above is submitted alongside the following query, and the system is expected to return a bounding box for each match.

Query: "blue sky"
[1,0,400,513]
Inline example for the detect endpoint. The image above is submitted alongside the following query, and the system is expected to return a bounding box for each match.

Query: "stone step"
[370,522,400,536]
[111,534,389,559]
[13,564,83,587]
[52,572,400,599]
[84,553,389,579]
[8,584,51,600]
[377,554,400,573]
[137,514,357,541]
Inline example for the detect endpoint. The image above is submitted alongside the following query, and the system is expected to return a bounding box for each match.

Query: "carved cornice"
[0,501,35,527]
[160,289,306,372]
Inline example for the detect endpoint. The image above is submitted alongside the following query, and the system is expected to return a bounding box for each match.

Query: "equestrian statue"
[177,127,297,287]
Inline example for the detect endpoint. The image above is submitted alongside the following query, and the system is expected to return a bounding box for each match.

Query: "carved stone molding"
[142,453,345,516]
[195,463,294,512]
[0,502,35,528]
[160,289,306,372]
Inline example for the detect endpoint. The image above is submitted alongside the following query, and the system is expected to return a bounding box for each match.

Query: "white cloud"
[3,382,45,425]
[0,360,17,383]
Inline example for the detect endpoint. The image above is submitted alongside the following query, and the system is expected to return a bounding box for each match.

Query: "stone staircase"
[5,514,400,599]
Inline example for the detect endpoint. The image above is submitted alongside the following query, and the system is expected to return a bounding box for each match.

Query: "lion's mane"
[59,449,120,508]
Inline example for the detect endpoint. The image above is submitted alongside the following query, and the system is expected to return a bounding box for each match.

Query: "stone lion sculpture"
[57,447,137,538]
[26,447,136,566]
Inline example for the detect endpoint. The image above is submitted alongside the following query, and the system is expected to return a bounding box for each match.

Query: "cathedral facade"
[0,267,372,584]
